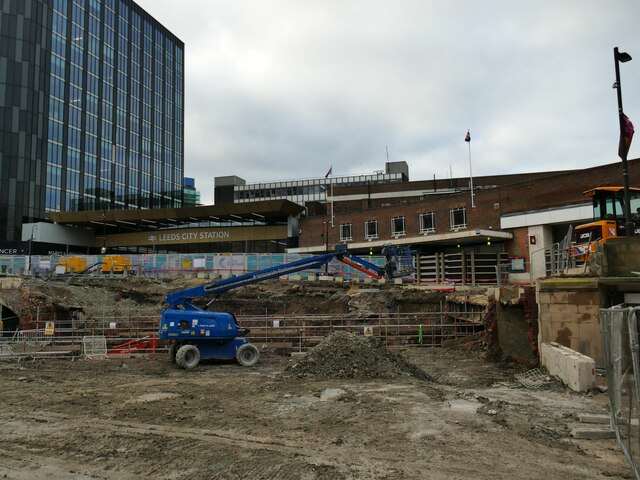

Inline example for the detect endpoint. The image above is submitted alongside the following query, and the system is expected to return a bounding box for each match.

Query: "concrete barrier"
[540,342,596,392]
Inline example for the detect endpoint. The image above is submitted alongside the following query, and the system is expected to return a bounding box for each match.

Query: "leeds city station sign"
[104,225,287,247]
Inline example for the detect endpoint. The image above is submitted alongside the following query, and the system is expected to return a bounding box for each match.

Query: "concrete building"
[214,162,409,207]
[0,0,184,241]
[183,177,200,207]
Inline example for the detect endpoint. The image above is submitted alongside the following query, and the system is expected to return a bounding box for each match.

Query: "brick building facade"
[292,158,640,282]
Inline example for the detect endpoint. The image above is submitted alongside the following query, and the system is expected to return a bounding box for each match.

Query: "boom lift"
[158,244,413,369]
[573,187,640,261]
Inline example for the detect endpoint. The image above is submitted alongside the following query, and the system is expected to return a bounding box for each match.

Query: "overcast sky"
[135,0,640,205]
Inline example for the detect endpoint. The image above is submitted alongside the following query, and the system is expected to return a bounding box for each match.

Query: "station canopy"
[45,200,304,234]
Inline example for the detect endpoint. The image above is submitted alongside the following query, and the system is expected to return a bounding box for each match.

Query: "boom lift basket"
[383,245,414,278]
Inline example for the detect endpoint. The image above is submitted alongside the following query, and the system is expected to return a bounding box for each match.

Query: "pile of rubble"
[285,331,432,381]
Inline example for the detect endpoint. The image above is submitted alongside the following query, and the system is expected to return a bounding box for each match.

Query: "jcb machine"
[101,255,131,274]
[58,255,132,274]
[573,186,640,260]
[158,244,413,369]
[58,256,88,274]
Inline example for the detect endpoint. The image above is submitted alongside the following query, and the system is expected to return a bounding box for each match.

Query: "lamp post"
[27,224,38,275]
[323,220,329,273]
[614,47,634,235]
[101,211,106,253]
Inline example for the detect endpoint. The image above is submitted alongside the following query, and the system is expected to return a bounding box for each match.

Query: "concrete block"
[334,277,343,284]
[288,274,302,281]
[307,274,317,281]
[538,303,550,314]
[550,291,570,304]
[540,342,563,377]
[290,351,307,359]
[394,278,403,285]
[548,304,578,315]
[576,304,598,317]
[319,275,333,281]
[196,272,207,279]
[539,321,555,345]
[378,278,386,285]
[0,278,21,289]
[570,428,615,439]
[540,342,595,392]
[578,414,610,424]
[363,277,372,284]
[567,291,598,305]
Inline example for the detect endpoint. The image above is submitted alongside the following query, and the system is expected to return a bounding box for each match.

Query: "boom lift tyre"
[168,341,178,364]
[175,344,200,370]
[235,343,260,367]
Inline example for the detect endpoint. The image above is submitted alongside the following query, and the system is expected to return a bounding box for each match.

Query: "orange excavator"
[573,186,640,261]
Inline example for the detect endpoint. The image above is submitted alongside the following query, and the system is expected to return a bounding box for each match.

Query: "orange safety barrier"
[107,335,158,354]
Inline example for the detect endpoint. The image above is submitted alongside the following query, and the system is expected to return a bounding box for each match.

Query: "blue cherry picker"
[158,244,413,369]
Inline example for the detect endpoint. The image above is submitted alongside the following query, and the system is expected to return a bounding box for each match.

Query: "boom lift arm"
[166,245,412,310]
[159,245,412,370]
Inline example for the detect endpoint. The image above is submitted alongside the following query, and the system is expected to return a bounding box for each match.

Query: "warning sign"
[363,326,373,337]
[44,321,55,336]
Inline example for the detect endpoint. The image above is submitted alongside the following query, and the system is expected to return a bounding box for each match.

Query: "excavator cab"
[573,187,640,261]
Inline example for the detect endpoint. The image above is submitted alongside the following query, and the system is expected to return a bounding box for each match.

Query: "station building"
[7,158,640,284]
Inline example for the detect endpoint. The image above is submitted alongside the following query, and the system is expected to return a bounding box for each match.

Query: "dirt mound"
[285,331,433,381]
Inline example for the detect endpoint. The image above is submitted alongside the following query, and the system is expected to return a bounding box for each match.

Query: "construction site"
[0,248,637,480]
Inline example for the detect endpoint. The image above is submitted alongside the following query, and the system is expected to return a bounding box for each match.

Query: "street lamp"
[322,220,329,273]
[613,47,634,235]
[27,225,38,275]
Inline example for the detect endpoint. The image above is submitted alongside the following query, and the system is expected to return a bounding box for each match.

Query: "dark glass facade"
[0,0,184,241]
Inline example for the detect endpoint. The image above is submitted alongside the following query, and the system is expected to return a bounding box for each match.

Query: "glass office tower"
[0,0,184,241]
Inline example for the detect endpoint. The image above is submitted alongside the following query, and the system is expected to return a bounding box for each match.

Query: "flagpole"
[330,175,334,227]
[466,131,475,208]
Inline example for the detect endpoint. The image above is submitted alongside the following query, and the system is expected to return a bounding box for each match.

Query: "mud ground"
[0,347,632,479]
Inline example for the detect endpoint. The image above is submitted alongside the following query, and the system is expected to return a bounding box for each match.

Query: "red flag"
[619,114,634,159]
[325,166,332,178]
[464,130,471,142]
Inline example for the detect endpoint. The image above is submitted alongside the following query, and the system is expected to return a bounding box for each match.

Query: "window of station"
[450,207,467,229]
[391,216,405,237]
[419,212,435,234]
[365,220,378,240]
[340,223,353,241]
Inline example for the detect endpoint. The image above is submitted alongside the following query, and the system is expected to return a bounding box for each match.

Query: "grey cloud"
[138,0,640,204]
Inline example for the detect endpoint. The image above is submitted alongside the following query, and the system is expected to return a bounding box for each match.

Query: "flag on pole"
[464,130,471,142]
[619,114,634,159]
[325,166,333,178]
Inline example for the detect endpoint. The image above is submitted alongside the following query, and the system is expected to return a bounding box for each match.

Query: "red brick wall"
[299,158,640,249]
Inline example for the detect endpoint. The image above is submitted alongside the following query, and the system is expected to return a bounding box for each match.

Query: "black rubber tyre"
[235,343,259,367]
[168,342,178,364]
[175,344,200,370]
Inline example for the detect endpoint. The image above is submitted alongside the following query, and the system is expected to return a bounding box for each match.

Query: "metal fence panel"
[601,306,640,480]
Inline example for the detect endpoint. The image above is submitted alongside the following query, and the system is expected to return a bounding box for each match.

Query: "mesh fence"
[600,306,640,480]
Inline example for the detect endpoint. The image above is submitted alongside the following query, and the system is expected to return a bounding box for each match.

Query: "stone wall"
[598,237,640,277]
[537,278,605,366]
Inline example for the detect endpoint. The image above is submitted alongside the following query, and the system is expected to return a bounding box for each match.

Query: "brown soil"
[0,347,631,479]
